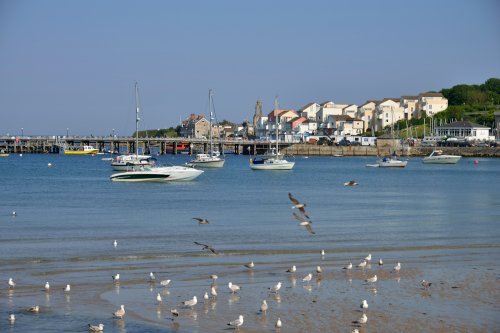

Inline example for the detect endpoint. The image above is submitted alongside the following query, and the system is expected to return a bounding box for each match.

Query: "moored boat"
[64,145,99,155]
[422,150,461,164]
[110,165,203,182]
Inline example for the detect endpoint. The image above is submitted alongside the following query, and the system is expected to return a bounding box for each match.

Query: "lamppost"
[21,127,24,137]
[112,128,115,137]
[66,128,69,137]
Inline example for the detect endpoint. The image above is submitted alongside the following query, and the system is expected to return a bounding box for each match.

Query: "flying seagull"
[288,193,310,218]
[194,241,218,254]
[193,217,209,225]
[292,213,315,234]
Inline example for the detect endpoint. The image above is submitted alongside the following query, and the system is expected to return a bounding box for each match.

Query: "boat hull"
[377,160,408,168]
[250,158,295,170]
[422,156,461,164]
[189,158,225,168]
[64,150,99,155]
[110,166,204,182]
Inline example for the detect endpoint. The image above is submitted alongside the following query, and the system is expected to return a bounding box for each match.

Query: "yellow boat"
[0,153,9,157]
[64,145,99,155]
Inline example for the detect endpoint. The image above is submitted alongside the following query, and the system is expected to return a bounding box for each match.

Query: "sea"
[1,154,499,332]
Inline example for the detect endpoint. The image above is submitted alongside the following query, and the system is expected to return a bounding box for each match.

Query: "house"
[342,104,358,118]
[357,101,378,133]
[375,98,405,132]
[330,115,364,136]
[400,96,419,120]
[180,114,209,138]
[417,92,448,117]
[298,102,321,121]
[316,101,344,123]
[435,121,493,141]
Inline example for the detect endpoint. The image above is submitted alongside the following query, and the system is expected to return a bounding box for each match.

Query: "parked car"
[336,139,351,146]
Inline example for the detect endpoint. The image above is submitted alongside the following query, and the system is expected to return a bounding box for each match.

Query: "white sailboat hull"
[250,158,295,170]
[189,154,225,168]
[377,159,408,168]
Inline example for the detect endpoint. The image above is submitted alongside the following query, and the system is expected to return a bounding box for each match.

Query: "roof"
[298,102,317,112]
[333,115,354,121]
[381,98,400,103]
[437,121,489,129]
[342,104,358,109]
[320,101,334,107]
[360,100,378,107]
[401,95,419,100]
[420,92,444,98]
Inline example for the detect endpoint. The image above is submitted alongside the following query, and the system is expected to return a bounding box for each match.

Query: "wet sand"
[2,245,499,332]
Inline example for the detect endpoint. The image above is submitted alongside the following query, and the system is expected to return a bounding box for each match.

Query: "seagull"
[365,253,372,261]
[27,305,40,313]
[344,180,358,186]
[302,273,313,283]
[227,315,244,330]
[113,240,118,247]
[421,280,432,289]
[170,308,179,318]
[286,265,297,273]
[269,282,282,293]
[210,286,217,298]
[11,211,16,216]
[112,273,120,282]
[288,193,310,218]
[357,260,367,268]
[193,217,209,225]
[316,266,322,274]
[343,262,353,270]
[228,282,241,293]
[353,313,367,325]
[393,262,401,272]
[160,279,171,287]
[149,272,156,281]
[275,317,282,332]
[64,284,71,292]
[351,329,360,333]
[156,292,162,303]
[181,296,197,307]
[292,213,315,234]
[244,261,255,269]
[321,249,325,256]
[113,305,125,318]
[378,258,384,265]
[8,278,15,288]
[47,162,52,168]
[44,282,50,291]
[194,241,218,254]
[88,323,104,332]
[8,314,16,323]
[210,274,218,283]
[260,300,268,313]
[360,299,368,309]
[365,275,377,283]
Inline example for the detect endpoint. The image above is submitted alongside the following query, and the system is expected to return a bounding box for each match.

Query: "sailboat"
[372,108,407,168]
[250,97,295,170]
[110,82,156,171]
[189,89,225,168]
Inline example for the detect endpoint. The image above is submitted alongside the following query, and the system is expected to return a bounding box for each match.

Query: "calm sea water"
[1,154,499,332]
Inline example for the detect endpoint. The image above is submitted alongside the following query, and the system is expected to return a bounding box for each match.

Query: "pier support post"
[173,142,178,155]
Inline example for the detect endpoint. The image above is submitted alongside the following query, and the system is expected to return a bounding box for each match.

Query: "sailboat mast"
[135,81,140,156]
[275,96,279,155]
[209,89,213,157]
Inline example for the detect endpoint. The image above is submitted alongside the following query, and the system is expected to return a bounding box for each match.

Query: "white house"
[298,102,321,121]
[435,121,493,141]
[417,92,448,117]
[400,96,419,120]
[342,104,358,118]
[375,98,405,132]
[357,101,378,133]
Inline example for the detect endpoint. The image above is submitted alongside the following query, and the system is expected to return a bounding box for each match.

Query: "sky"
[1,0,499,136]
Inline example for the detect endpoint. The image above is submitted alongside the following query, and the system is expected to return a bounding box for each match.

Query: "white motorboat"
[250,97,294,171]
[110,165,204,182]
[111,82,155,171]
[422,150,461,164]
[190,89,225,168]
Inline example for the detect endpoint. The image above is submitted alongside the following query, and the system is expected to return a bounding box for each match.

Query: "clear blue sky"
[1,0,499,136]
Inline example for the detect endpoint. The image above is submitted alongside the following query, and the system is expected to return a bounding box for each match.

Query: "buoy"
[48,163,52,167]
[474,160,479,165]
[19,154,23,157]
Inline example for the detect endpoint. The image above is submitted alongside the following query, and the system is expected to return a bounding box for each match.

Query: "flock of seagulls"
[6,191,432,333]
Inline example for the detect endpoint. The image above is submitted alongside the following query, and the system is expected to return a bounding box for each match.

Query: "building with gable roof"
[417,92,448,117]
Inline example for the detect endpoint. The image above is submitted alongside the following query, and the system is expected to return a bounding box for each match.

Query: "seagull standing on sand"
[182,296,197,307]
[360,300,368,309]
[228,282,241,293]
[8,278,15,288]
[365,275,377,283]
[112,273,120,282]
[351,329,360,333]
[292,213,315,235]
[113,305,125,318]
[170,308,179,318]
[343,262,353,270]
[113,240,118,247]
[275,317,282,331]
[44,282,50,291]
[211,286,217,298]
[393,262,401,272]
[12,211,17,216]
[244,261,255,269]
[260,300,268,314]
[288,193,310,219]
[302,273,313,283]
[193,217,210,225]
[286,265,296,273]
[316,266,322,274]
[156,293,163,303]
[321,249,325,256]
[227,315,244,330]
[365,253,372,261]
[378,258,384,265]
[88,323,104,332]
[210,275,218,283]
[269,282,282,293]
[149,272,156,281]
[357,260,367,268]
[204,292,209,300]
[353,313,367,325]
